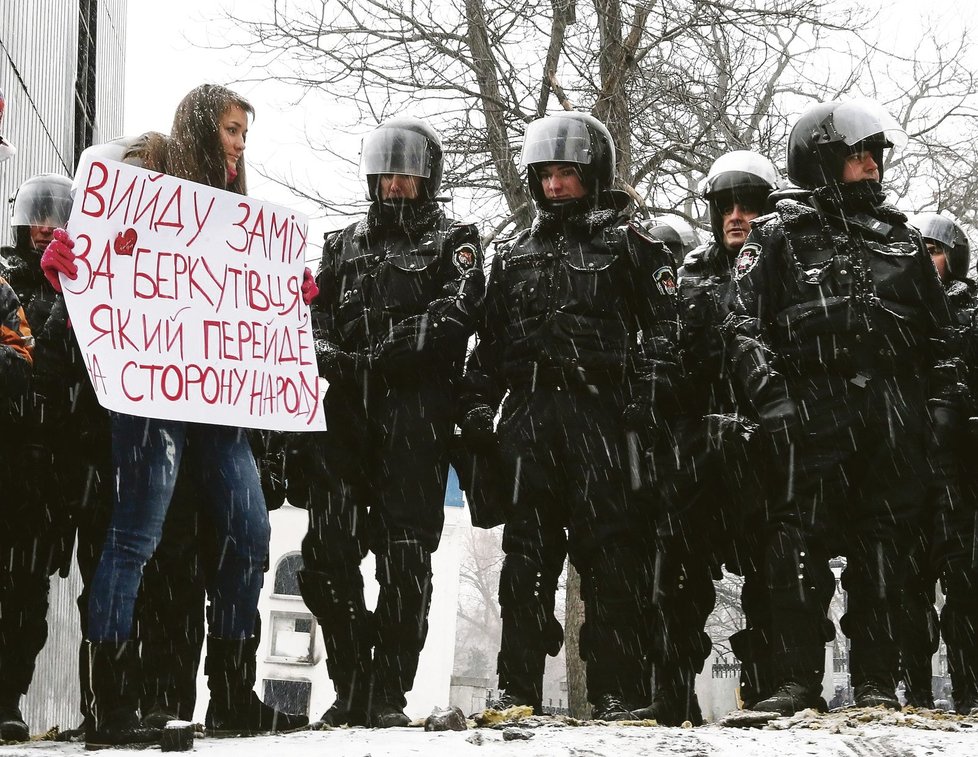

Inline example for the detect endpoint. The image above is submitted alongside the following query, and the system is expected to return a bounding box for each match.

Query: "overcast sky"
[123,0,976,251]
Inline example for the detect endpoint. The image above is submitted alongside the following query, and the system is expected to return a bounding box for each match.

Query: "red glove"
[40,229,78,292]
[301,267,320,305]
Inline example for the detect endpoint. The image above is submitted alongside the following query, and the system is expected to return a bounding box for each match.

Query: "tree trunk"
[565,563,590,718]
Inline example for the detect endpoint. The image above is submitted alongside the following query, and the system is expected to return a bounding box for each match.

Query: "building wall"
[0,0,126,245]
[2,0,128,733]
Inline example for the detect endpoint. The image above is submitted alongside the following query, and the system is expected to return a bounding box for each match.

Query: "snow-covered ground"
[3,708,977,756]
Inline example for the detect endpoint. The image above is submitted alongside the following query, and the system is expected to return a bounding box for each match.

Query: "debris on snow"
[424,706,467,731]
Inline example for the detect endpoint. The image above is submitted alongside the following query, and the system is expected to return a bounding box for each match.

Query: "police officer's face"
[218,105,248,174]
[536,164,587,200]
[841,150,880,183]
[28,221,56,251]
[927,241,950,283]
[719,200,761,253]
[379,174,421,200]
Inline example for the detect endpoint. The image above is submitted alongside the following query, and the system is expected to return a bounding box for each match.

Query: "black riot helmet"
[520,111,616,210]
[643,217,700,266]
[361,116,444,202]
[9,173,73,251]
[787,99,907,190]
[914,213,971,280]
[701,151,781,247]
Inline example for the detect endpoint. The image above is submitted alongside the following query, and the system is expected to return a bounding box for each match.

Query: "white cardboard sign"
[63,158,326,431]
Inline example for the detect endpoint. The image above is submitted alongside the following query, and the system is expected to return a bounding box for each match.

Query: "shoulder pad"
[626,220,659,245]
[682,242,712,269]
[749,211,779,228]
[772,198,817,228]
[493,228,530,255]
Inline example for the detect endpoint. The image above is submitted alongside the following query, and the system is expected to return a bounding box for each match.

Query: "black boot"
[639,665,703,726]
[0,697,28,742]
[84,641,161,748]
[753,680,828,716]
[591,693,638,721]
[853,681,900,709]
[204,636,309,733]
[298,569,374,727]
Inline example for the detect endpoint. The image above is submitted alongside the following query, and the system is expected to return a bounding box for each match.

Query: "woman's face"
[219,105,248,173]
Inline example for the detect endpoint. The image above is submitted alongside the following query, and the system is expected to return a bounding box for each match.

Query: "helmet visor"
[519,117,593,169]
[361,127,432,179]
[11,177,73,228]
[827,99,908,150]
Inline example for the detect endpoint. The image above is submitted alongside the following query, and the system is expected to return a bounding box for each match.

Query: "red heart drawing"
[114,228,137,256]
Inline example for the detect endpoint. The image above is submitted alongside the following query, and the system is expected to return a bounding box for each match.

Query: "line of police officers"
[2,94,977,742]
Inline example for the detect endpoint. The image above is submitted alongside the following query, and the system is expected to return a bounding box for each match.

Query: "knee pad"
[499,554,558,609]
[298,567,368,621]
[375,540,433,648]
[498,554,563,656]
[765,529,834,610]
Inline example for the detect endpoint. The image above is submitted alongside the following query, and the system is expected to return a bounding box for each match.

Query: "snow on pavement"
[2,708,977,757]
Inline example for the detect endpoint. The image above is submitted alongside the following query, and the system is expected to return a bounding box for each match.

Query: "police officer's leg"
[0,542,51,741]
[297,385,373,727]
[644,417,724,725]
[941,563,978,714]
[564,388,649,720]
[724,418,778,709]
[489,389,564,713]
[136,463,205,725]
[368,378,456,727]
[496,516,566,712]
[753,521,835,715]
[898,529,938,708]
[844,380,930,709]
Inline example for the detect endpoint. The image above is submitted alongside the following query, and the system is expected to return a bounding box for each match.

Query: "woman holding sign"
[43,84,314,747]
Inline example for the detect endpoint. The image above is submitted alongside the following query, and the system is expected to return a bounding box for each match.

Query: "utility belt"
[505,361,625,393]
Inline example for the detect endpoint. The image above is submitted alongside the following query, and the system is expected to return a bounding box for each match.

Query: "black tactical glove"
[315,341,364,383]
[755,393,801,452]
[459,404,496,451]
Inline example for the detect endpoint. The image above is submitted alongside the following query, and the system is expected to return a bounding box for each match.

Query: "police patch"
[653,266,677,296]
[733,242,762,280]
[453,244,477,273]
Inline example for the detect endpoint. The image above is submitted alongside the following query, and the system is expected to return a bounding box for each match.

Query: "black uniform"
[910,276,978,713]
[463,206,680,712]
[724,183,957,706]
[649,239,773,719]
[295,200,484,721]
[0,244,96,715]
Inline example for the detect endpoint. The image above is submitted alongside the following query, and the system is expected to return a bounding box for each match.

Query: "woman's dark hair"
[126,84,253,194]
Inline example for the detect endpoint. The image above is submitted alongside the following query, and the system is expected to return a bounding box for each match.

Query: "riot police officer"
[295,117,485,728]
[907,213,978,713]
[460,111,680,720]
[724,99,957,714]
[0,174,74,741]
[646,152,781,724]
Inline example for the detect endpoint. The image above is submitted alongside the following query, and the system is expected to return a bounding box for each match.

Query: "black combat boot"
[298,569,374,727]
[84,641,161,749]
[639,666,703,726]
[204,637,309,733]
[853,681,900,710]
[591,693,639,721]
[753,680,828,716]
[0,694,28,742]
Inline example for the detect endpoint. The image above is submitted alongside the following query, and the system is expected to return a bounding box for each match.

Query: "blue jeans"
[87,415,270,642]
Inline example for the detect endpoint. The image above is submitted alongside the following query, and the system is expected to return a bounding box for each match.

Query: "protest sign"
[63,158,326,431]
